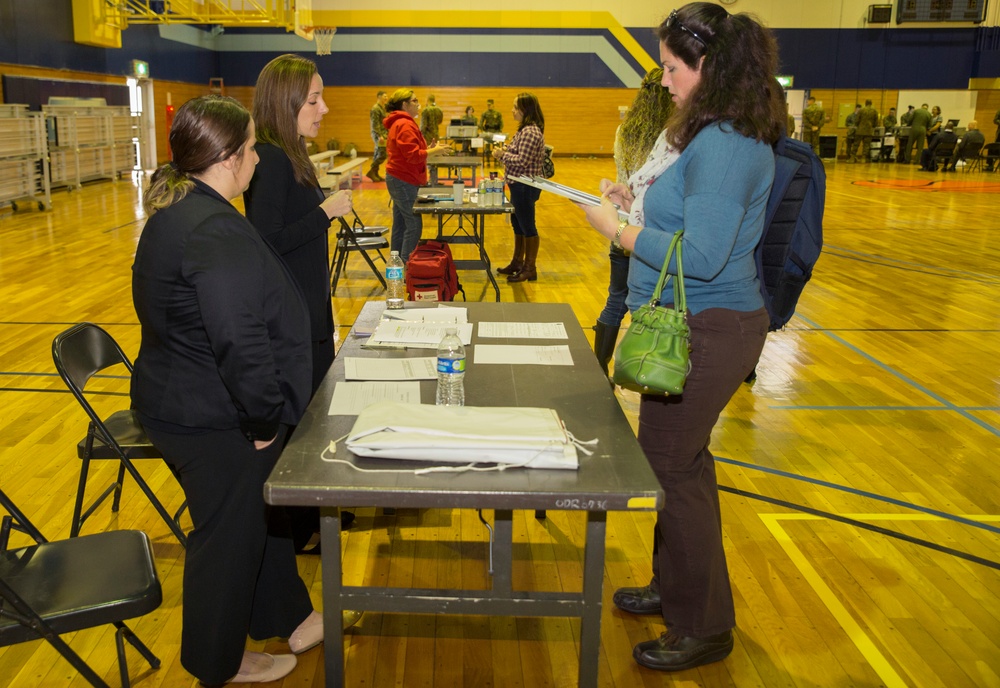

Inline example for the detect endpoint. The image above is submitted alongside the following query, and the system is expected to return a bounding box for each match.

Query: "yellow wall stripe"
[312,10,658,73]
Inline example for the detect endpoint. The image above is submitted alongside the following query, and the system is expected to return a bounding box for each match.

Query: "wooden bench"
[321,157,369,189]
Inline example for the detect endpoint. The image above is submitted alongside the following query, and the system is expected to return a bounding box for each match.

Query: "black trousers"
[638,307,768,638]
[146,424,313,684]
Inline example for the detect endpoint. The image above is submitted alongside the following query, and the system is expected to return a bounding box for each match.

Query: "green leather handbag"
[612,231,691,395]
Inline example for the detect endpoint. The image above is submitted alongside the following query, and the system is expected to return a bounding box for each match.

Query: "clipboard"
[509,175,629,220]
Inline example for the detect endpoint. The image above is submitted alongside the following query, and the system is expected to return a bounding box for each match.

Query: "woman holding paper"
[493,92,546,283]
[592,67,676,378]
[580,2,782,672]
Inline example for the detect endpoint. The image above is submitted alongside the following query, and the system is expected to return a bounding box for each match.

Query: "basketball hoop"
[312,27,336,56]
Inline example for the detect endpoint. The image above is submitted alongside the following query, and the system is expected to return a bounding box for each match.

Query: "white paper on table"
[366,321,474,348]
[327,381,422,415]
[343,357,438,381]
[473,345,574,366]
[471,137,484,149]
[381,306,468,323]
[477,322,568,339]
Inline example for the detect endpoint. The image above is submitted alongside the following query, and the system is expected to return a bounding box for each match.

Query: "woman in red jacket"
[383,89,451,260]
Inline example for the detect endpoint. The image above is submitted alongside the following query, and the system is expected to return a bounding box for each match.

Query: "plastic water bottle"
[491,173,503,207]
[478,178,487,205]
[485,176,496,207]
[436,327,466,406]
[386,251,405,310]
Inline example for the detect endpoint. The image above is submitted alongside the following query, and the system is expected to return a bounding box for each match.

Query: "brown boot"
[497,235,524,275]
[508,236,539,282]
[366,163,383,182]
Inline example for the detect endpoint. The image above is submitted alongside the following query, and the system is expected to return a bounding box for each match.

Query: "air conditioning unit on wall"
[868,4,893,23]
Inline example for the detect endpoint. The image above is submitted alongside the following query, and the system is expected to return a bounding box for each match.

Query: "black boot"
[593,321,619,380]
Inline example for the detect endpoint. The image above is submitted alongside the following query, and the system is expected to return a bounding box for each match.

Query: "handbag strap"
[649,231,686,312]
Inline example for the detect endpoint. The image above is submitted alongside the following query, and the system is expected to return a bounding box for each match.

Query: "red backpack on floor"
[405,240,464,302]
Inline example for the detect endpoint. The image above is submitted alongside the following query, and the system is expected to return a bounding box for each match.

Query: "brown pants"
[638,307,768,638]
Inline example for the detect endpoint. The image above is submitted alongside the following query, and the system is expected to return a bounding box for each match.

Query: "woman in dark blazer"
[132,95,321,684]
[244,53,352,395]
[243,54,356,550]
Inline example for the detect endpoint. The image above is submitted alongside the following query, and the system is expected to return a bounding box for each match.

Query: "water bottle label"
[437,357,466,374]
[386,266,403,280]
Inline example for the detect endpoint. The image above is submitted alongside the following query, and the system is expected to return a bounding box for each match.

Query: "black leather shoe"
[633,630,734,672]
[612,583,661,615]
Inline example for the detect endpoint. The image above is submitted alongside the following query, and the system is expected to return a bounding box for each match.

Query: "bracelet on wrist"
[612,220,628,249]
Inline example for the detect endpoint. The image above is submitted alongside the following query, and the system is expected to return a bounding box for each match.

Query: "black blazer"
[131,179,312,441]
[243,143,333,345]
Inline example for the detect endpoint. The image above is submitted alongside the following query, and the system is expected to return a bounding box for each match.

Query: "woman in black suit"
[243,54,356,549]
[132,95,320,684]
[244,53,351,396]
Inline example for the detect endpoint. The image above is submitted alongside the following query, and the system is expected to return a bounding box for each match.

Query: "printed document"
[366,321,474,349]
[473,345,574,366]
[477,322,568,339]
[343,357,438,381]
[328,381,422,415]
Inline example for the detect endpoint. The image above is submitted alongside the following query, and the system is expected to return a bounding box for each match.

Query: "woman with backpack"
[579,2,784,672]
[493,92,546,282]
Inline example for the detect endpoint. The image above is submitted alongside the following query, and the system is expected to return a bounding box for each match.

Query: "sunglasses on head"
[667,9,707,48]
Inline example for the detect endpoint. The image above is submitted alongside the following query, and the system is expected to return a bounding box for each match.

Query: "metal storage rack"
[109,106,140,177]
[0,104,52,212]
[44,105,139,189]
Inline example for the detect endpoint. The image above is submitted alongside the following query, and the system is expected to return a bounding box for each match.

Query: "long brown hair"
[617,68,673,180]
[658,2,784,152]
[252,53,319,186]
[515,92,544,133]
[144,95,251,214]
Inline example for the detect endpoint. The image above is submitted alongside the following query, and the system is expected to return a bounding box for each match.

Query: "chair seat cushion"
[0,530,161,644]
[76,410,162,460]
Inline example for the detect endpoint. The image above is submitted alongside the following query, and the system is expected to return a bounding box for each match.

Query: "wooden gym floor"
[0,156,998,687]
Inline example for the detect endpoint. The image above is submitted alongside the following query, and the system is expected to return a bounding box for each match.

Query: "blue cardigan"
[628,122,774,315]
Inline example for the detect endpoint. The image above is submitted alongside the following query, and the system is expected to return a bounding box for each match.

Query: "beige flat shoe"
[228,651,296,683]
[288,609,363,655]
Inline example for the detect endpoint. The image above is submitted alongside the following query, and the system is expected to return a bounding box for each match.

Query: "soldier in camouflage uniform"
[802,96,825,156]
[880,108,897,161]
[480,99,504,167]
[844,104,861,161]
[850,100,879,163]
[420,94,443,145]
[368,90,388,182]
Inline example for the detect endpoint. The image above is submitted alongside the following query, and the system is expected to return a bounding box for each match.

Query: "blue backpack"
[754,136,826,331]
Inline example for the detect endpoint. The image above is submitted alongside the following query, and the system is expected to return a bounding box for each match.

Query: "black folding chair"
[0,488,162,687]
[330,208,389,294]
[969,141,1000,173]
[52,323,187,546]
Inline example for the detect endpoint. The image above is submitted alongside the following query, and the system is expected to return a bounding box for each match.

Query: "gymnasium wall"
[1,1,998,164]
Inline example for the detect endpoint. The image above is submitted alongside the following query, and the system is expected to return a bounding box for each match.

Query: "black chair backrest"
[0,488,46,550]
[957,140,983,158]
[52,323,132,398]
[933,140,957,158]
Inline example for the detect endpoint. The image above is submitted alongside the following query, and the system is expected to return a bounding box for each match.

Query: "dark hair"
[376,90,387,98]
[252,53,320,186]
[658,2,784,151]
[514,92,544,133]
[144,95,251,214]
[617,68,674,179]
[386,89,414,112]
